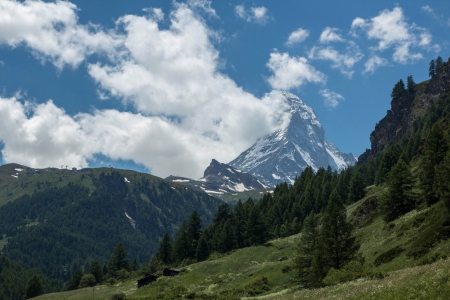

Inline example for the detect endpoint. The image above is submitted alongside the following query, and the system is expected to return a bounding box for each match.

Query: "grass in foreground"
[35,193,450,300]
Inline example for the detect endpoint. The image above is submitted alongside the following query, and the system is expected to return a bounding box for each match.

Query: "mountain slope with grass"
[34,191,450,300]
[0,166,222,283]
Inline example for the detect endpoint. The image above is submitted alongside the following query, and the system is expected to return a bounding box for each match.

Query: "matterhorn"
[229,92,357,186]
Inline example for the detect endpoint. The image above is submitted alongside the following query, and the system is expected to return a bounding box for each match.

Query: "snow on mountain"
[166,159,269,197]
[229,91,357,187]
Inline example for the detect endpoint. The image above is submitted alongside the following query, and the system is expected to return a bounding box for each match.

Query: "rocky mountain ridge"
[166,159,269,198]
[229,91,357,186]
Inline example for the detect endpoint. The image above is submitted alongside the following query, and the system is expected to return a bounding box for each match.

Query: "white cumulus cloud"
[350,7,435,64]
[319,27,345,43]
[266,52,326,90]
[308,42,363,78]
[363,55,389,74]
[286,28,309,46]
[319,89,344,108]
[0,0,120,69]
[235,4,270,25]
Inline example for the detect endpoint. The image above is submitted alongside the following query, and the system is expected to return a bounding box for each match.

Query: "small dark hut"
[137,273,159,288]
[163,268,180,276]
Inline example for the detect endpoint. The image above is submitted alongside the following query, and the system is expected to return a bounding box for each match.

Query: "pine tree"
[108,242,130,277]
[420,124,448,205]
[233,200,247,248]
[436,56,443,70]
[406,75,416,93]
[382,160,415,221]
[429,59,436,77]
[217,219,238,253]
[435,151,450,212]
[296,213,321,287]
[172,221,190,262]
[320,190,359,270]
[66,268,83,291]
[25,275,43,299]
[347,173,366,203]
[88,260,103,284]
[195,234,210,261]
[131,258,138,271]
[157,233,173,264]
[246,206,267,246]
[375,144,401,185]
[390,79,406,99]
[187,210,202,258]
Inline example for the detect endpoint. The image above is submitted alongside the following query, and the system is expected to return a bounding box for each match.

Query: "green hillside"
[0,166,222,283]
[33,191,450,300]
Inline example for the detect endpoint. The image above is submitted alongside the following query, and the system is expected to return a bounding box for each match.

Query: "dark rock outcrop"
[359,59,450,162]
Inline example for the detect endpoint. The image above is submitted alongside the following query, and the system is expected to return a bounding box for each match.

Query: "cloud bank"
[0,0,296,178]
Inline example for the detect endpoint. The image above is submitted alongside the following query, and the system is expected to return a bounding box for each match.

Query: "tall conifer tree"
[296,213,321,287]
[382,160,415,221]
[25,275,43,299]
[157,232,173,264]
[421,124,448,205]
[320,190,359,270]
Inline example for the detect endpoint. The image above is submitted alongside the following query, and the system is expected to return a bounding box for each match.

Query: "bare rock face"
[359,60,450,162]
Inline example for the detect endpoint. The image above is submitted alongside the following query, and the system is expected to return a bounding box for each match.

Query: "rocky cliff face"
[359,60,450,162]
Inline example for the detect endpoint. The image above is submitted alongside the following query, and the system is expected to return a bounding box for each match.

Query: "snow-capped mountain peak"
[229,91,356,186]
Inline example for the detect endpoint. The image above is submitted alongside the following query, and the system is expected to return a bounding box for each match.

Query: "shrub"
[243,276,270,296]
[116,269,130,281]
[323,260,385,285]
[374,246,404,266]
[323,260,364,285]
[282,265,292,273]
[110,292,126,300]
[78,274,96,288]
[406,204,450,259]
[417,253,448,266]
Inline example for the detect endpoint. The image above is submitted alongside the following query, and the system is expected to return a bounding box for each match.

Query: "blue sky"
[0,0,448,178]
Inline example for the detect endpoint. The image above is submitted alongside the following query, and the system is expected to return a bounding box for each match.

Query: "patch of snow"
[172,179,190,182]
[326,147,346,169]
[124,177,130,183]
[226,168,235,173]
[15,168,23,172]
[171,187,176,190]
[219,189,228,193]
[125,212,136,229]
[205,190,224,195]
[198,178,207,182]
[11,175,18,178]
[272,173,281,180]
[234,183,248,192]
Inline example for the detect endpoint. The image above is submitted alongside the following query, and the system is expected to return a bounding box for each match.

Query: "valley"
[1,57,450,300]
